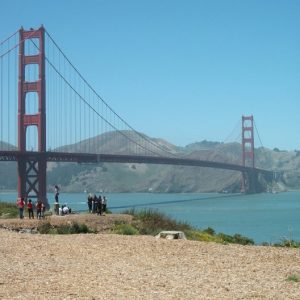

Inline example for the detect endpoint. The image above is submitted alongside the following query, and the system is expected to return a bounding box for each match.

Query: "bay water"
[1,191,300,244]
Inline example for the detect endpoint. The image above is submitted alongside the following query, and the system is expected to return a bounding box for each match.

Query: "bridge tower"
[241,115,256,193]
[17,26,47,204]
[242,115,254,168]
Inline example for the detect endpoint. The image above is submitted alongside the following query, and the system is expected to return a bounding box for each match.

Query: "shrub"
[37,221,91,234]
[56,224,72,234]
[123,208,192,235]
[217,233,235,244]
[287,274,300,282]
[37,222,53,234]
[112,224,139,235]
[0,202,19,218]
[185,230,222,243]
[56,222,91,234]
[122,208,255,245]
[277,239,300,248]
[216,233,254,245]
[232,234,254,245]
[203,227,215,236]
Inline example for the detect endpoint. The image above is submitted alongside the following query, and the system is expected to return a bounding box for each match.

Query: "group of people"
[16,186,108,219]
[16,198,46,219]
[87,193,107,215]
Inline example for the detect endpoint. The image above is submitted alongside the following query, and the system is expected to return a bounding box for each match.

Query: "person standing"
[36,200,42,219]
[87,193,93,213]
[54,185,60,202]
[16,197,25,219]
[97,196,102,215]
[92,194,98,214]
[41,202,46,219]
[54,199,59,215]
[103,196,107,214]
[27,199,34,219]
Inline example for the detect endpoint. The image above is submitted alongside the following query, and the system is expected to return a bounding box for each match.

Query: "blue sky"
[1,0,299,150]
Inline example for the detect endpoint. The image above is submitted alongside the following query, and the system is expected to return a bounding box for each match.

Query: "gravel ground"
[0,215,300,299]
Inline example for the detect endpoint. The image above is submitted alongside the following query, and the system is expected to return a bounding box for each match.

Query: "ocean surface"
[1,191,300,244]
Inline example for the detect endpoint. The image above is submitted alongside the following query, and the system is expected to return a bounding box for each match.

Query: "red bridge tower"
[241,115,255,192]
[242,115,254,168]
[17,26,47,204]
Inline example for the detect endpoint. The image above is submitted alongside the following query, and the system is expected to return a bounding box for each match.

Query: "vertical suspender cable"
[0,54,2,149]
[7,38,10,147]
[14,34,17,147]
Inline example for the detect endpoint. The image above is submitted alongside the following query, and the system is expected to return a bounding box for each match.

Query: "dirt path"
[0,215,300,299]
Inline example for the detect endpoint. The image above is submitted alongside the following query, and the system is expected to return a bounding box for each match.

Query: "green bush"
[56,224,72,234]
[217,233,235,244]
[0,202,19,218]
[287,274,300,282]
[38,221,92,234]
[232,234,254,245]
[112,223,139,235]
[122,208,256,245]
[203,227,215,236]
[275,239,300,248]
[185,230,222,243]
[37,222,52,234]
[217,233,254,245]
[123,208,192,235]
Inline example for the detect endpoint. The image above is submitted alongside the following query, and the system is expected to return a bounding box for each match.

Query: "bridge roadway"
[0,150,273,176]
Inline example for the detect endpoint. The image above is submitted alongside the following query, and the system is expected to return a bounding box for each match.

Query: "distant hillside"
[0,133,300,193]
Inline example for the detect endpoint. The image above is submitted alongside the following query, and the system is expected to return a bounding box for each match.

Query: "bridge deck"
[0,150,273,176]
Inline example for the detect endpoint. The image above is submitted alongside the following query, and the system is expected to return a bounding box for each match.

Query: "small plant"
[38,221,92,234]
[232,234,254,245]
[123,208,191,235]
[273,239,300,248]
[185,229,222,243]
[112,223,139,235]
[287,274,300,282]
[37,222,52,234]
[216,232,254,245]
[203,227,215,236]
[0,202,18,218]
[56,222,91,234]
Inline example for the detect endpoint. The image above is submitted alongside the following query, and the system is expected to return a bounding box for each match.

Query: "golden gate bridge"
[0,26,273,206]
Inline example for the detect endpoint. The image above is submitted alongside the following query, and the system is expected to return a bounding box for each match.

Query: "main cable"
[45,30,175,157]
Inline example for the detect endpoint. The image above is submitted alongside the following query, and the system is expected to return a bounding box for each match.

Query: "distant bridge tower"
[241,115,256,193]
[17,26,47,204]
[242,115,254,168]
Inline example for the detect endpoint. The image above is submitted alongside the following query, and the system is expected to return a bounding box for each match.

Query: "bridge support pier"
[18,157,47,205]
[242,170,265,194]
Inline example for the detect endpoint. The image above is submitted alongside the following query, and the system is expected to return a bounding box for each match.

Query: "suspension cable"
[0,29,18,47]
[31,42,161,156]
[254,120,264,148]
[44,30,175,157]
[0,30,37,60]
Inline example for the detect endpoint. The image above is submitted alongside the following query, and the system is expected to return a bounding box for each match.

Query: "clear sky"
[1,0,299,150]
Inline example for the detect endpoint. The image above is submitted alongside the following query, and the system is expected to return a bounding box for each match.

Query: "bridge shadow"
[110,193,243,210]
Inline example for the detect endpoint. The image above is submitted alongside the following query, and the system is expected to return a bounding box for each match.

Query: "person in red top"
[27,199,34,219]
[16,197,25,219]
[36,200,42,219]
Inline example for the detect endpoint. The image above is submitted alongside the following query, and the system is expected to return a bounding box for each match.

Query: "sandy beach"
[0,215,300,299]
